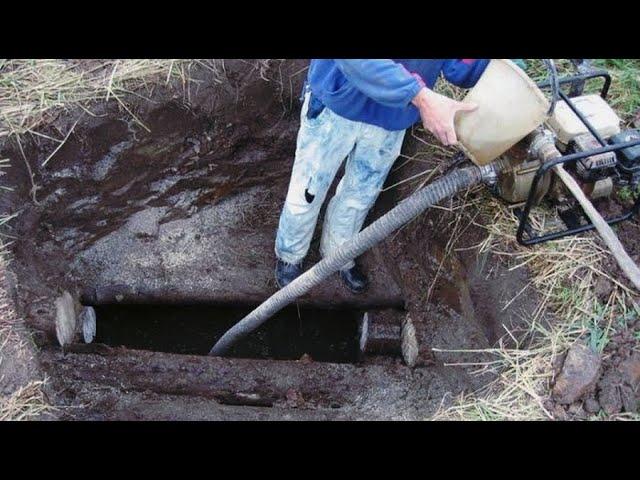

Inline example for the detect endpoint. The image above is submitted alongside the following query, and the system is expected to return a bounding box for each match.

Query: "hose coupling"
[478,162,499,186]
[528,128,560,162]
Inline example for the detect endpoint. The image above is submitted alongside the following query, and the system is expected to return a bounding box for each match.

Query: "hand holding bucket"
[454,59,551,166]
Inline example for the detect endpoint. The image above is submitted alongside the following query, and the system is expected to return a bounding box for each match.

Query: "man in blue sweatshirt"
[275,59,490,293]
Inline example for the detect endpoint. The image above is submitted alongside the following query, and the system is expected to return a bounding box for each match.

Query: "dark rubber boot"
[275,259,303,288]
[340,264,368,294]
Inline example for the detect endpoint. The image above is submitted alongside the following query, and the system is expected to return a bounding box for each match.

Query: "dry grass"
[0,59,275,161]
[432,193,638,420]
[0,380,51,421]
[0,59,229,141]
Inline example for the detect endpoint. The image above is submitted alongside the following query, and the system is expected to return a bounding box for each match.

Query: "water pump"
[489,65,640,246]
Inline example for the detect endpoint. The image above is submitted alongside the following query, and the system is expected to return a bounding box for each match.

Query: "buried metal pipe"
[209,164,497,356]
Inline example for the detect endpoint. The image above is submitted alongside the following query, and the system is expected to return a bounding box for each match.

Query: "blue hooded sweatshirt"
[306,59,490,131]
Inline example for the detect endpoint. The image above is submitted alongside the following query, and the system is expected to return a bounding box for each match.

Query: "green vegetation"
[525,59,640,124]
[591,59,640,123]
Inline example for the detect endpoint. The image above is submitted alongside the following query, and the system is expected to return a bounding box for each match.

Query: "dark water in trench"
[93,303,362,363]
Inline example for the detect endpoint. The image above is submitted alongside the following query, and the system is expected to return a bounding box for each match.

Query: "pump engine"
[492,63,640,245]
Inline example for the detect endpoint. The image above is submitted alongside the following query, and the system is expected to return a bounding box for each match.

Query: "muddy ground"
[0,59,638,420]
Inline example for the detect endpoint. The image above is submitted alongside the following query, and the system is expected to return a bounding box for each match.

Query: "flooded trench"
[92,303,363,363]
[0,60,539,420]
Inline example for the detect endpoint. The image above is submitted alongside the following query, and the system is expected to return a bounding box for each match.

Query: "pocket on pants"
[306,93,326,120]
[301,93,327,129]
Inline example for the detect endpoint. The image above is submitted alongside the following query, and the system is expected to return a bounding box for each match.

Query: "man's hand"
[411,87,478,146]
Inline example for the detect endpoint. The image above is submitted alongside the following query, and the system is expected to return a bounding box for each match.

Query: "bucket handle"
[541,59,559,116]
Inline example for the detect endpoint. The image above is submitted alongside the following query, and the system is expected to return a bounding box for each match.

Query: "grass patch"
[617,184,640,204]
[524,59,640,125]
[591,59,640,123]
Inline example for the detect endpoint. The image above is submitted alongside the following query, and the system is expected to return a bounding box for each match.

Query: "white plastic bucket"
[454,59,550,166]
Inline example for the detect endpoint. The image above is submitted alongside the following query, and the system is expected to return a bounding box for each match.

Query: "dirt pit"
[1,60,547,420]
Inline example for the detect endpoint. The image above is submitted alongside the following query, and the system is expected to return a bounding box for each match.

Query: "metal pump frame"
[515,68,640,246]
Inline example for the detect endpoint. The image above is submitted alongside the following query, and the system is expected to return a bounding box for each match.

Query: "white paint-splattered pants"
[275,92,406,268]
